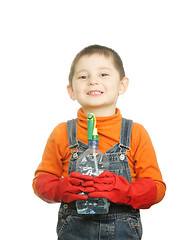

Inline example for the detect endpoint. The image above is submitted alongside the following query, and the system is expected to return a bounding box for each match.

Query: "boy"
[33,45,166,239]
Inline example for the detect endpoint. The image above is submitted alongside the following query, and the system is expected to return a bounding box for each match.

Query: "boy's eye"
[79,75,88,79]
[100,73,109,77]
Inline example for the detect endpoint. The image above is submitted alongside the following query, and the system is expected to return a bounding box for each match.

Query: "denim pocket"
[57,213,99,240]
[127,214,143,240]
[56,212,73,238]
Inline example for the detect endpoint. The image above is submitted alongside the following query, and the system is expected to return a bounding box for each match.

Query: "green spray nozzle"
[87,113,99,141]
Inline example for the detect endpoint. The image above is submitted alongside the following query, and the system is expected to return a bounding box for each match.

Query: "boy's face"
[67,54,128,116]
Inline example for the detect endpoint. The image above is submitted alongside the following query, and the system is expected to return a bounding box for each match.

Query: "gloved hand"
[88,171,131,205]
[88,171,157,209]
[59,172,95,203]
[35,172,95,203]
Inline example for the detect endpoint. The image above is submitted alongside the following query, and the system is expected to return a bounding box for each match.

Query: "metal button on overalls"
[73,152,78,159]
[63,204,68,210]
[119,154,125,161]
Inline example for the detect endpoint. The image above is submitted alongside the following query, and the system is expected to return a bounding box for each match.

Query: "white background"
[0,0,183,239]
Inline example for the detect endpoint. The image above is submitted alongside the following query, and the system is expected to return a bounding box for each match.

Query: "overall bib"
[57,118,143,240]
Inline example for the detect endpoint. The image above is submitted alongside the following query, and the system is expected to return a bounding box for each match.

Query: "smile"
[87,91,103,95]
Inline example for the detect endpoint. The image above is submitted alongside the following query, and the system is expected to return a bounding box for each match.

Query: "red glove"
[88,171,157,209]
[35,172,95,203]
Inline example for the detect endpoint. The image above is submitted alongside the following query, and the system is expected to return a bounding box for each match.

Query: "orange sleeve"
[32,123,68,195]
[130,123,166,204]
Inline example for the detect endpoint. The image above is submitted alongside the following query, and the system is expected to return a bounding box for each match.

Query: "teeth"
[88,91,102,95]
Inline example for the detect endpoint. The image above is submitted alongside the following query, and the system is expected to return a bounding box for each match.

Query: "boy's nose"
[88,76,99,85]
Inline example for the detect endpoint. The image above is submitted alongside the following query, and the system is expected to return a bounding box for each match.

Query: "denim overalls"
[57,118,143,240]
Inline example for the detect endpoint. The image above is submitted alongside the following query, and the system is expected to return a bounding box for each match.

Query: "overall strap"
[67,118,78,149]
[120,118,133,150]
[67,117,133,150]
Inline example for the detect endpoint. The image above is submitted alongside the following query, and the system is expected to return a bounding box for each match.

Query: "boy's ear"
[67,85,76,100]
[118,77,129,95]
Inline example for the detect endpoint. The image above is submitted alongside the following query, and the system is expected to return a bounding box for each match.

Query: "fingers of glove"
[93,183,113,192]
[69,172,93,181]
[88,191,110,199]
[63,193,88,203]
[96,171,114,178]
[72,194,88,201]
[69,178,94,187]
[79,186,95,193]
[63,185,82,194]
[93,171,114,184]
[69,178,83,186]
[93,177,113,184]
[81,180,94,187]
[66,185,95,194]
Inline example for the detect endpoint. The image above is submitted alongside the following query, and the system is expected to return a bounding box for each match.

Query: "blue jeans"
[57,203,142,240]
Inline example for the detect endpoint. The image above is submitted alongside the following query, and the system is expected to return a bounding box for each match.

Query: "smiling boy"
[33,45,166,239]
[67,53,128,117]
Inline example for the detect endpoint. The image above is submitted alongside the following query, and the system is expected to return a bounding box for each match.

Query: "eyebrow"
[75,67,112,75]
[75,69,88,75]
[98,67,112,71]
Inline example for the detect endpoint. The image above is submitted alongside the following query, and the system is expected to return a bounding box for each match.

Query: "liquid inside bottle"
[76,141,110,214]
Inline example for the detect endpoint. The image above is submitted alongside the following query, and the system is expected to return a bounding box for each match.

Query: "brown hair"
[68,44,125,87]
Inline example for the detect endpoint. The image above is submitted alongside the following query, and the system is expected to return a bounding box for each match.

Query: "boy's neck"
[82,106,116,117]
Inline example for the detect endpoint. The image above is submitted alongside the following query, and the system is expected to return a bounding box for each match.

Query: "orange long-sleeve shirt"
[33,108,166,204]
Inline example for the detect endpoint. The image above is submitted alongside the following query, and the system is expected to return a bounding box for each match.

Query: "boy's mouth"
[87,90,104,95]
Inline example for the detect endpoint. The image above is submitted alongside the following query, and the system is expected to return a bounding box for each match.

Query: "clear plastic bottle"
[76,113,110,214]
[76,141,110,214]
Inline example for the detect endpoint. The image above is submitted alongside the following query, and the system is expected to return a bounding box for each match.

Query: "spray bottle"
[76,113,110,214]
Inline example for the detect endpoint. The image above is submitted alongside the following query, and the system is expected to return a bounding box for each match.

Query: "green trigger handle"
[87,113,99,141]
